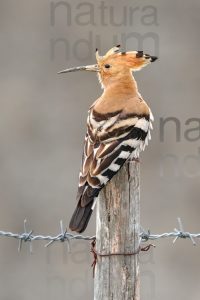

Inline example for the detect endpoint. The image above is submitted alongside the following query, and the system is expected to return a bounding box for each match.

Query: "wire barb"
[17,219,34,253]
[173,217,196,246]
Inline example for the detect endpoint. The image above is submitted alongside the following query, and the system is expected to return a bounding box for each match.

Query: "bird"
[58,45,157,233]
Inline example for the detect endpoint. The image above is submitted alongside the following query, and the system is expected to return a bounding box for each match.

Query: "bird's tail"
[69,199,96,233]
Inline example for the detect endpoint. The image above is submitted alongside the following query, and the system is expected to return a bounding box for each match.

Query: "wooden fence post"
[94,161,140,300]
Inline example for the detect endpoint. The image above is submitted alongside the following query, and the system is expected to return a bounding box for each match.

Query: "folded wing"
[78,107,152,206]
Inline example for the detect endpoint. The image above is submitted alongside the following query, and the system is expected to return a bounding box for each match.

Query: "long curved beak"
[58,64,99,74]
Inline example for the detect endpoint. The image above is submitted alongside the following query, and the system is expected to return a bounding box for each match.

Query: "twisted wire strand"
[0,218,198,253]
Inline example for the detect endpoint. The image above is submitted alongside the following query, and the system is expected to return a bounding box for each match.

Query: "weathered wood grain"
[94,161,140,300]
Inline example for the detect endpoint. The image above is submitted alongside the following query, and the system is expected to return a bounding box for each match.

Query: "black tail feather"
[69,200,94,233]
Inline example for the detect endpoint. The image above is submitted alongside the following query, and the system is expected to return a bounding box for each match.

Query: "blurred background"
[0,0,200,299]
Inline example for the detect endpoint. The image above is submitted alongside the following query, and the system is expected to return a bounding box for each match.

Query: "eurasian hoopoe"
[58,45,157,233]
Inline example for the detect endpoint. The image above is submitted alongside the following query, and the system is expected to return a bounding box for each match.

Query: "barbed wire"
[0,218,199,253]
[0,220,95,253]
[140,217,198,246]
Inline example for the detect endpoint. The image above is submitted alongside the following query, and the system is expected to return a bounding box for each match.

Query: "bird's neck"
[102,73,139,98]
[93,74,142,115]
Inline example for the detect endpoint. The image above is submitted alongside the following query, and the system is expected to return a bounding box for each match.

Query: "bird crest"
[95,45,157,72]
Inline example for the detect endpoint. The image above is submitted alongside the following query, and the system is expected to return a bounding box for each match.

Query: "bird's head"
[58,45,157,88]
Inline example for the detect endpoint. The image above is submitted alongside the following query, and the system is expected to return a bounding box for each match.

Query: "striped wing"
[77,109,153,207]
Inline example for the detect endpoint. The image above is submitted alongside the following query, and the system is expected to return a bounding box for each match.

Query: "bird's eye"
[104,64,111,69]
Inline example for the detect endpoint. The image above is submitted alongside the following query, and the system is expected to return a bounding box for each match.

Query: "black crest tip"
[136,51,144,58]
